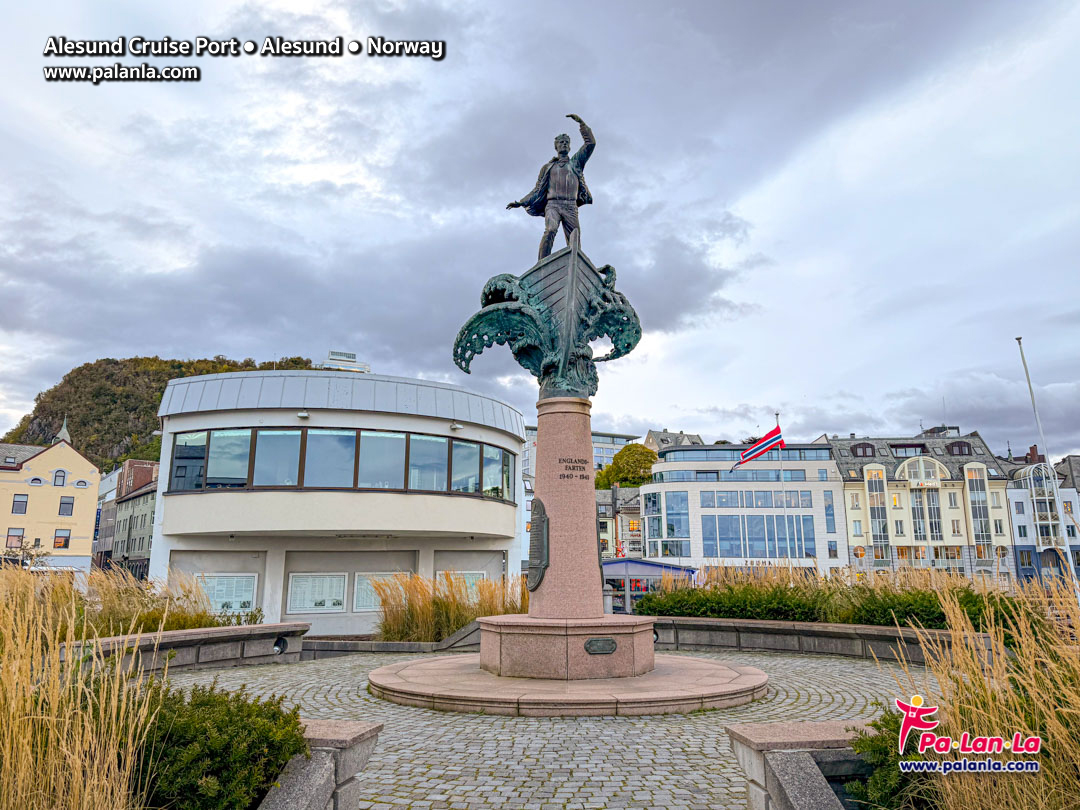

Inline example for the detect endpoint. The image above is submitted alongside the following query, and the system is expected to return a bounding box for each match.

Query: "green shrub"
[634,583,826,622]
[142,681,308,810]
[846,706,933,809]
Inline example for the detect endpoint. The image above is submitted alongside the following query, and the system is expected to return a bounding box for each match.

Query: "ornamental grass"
[875,577,1080,810]
[0,567,160,810]
[373,572,529,642]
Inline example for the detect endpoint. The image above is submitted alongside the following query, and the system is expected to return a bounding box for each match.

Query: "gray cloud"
[1,0,1076,454]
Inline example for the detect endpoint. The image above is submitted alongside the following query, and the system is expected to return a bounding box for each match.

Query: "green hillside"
[2,356,312,472]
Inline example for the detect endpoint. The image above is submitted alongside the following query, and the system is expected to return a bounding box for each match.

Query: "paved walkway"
[168,650,909,810]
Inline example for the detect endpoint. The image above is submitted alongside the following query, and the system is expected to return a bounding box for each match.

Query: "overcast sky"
[2,0,1078,457]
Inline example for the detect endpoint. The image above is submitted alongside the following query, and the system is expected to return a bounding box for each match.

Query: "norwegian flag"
[730,424,786,471]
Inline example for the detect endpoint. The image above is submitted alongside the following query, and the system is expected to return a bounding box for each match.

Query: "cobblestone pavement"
[169,650,912,810]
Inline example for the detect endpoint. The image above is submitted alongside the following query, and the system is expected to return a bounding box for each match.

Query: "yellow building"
[1,431,100,571]
[827,427,1013,584]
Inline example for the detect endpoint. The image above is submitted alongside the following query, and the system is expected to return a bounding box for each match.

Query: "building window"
[894,520,904,536]
[1018,550,1033,567]
[6,528,24,549]
[647,516,662,539]
[892,494,901,509]
[994,519,1004,535]
[358,431,407,489]
[701,514,717,557]
[59,496,74,516]
[828,540,838,559]
[53,529,71,549]
[716,491,739,507]
[197,574,257,613]
[818,469,828,481]
[1068,525,1077,539]
[664,491,689,538]
[598,520,609,533]
[852,519,863,537]
[991,491,1001,508]
[824,491,836,534]
[29,478,42,486]
[354,573,398,611]
[11,494,27,515]
[1065,502,1074,514]
[700,491,715,508]
[716,515,742,557]
[966,468,991,546]
[287,573,347,613]
[643,492,661,515]
[948,491,958,508]
[1014,501,1025,515]
[207,429,252,488]
[850,492,860,510]
[947,442,972,456]
[1018,525,1027,538]
[53,470,66,487]
[305,429,357,488]
[449,440,481,494]
[3,456,14,464]
[170,431,207,490]
[852,443,875,458]
[951,520,962,535]
[628,519,640,532]
[1072,549,1080,566]
[408,435,448,492]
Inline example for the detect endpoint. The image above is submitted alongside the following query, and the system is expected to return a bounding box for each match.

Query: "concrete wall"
[170,549,268,607]
[433,549,505,580]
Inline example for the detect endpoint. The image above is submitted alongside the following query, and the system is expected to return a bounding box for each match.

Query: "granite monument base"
[368,653,768,717]
[477,613,654,680]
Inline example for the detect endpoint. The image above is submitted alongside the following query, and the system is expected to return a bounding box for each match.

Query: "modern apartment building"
[522,426,639,476]
[148,370,524,634]
[1,434,100,571]
[1006,454,1080,584]
[638,438,847,573]
[827,427,1013,583]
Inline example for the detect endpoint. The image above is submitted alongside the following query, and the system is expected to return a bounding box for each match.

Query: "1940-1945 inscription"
[558,457,590,481]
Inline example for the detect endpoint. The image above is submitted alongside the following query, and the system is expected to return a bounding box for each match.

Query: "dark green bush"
[846,706,933,809]
[142,681,308,810]
[635,581,1024,636]
[634,583,826,622]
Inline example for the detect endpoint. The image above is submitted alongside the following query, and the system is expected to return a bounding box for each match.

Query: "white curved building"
[148,370,525,634]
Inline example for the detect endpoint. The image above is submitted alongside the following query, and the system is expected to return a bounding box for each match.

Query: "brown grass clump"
[891,577,1080,810]
[373,572,529,642]
[0,567,161,810]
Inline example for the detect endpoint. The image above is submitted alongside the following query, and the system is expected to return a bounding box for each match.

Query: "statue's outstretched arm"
[507,163,549,210]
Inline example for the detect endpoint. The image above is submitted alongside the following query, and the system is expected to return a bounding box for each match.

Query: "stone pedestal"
[478,614,654,679]
[528,397,604,619]
[477,395,656,680]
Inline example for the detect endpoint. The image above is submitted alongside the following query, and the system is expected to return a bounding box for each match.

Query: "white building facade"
[638,440,848,573]
[148,370,525,634]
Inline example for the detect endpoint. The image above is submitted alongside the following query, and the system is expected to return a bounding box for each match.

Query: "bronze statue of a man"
[507,114,595,260]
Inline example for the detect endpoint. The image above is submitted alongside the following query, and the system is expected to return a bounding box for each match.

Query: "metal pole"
[1016,337,1080,609]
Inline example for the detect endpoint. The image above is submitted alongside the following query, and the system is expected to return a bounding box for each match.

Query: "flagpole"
[1016,337,1080,610]
[777,412,789,567]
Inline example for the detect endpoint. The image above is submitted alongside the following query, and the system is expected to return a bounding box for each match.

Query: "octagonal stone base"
[368,653,768,716]
[478,614,654,680]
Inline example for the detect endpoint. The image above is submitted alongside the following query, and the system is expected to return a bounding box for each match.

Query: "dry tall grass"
[0,567,161,810]
[892,578,1080,810]
[373,572,529,642]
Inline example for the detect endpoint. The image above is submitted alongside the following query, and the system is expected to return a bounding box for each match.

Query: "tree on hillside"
[1,355,313,471]
[594,443,658,489]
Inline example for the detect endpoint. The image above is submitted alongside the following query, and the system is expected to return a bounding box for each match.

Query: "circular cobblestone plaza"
[169,650,909,810]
